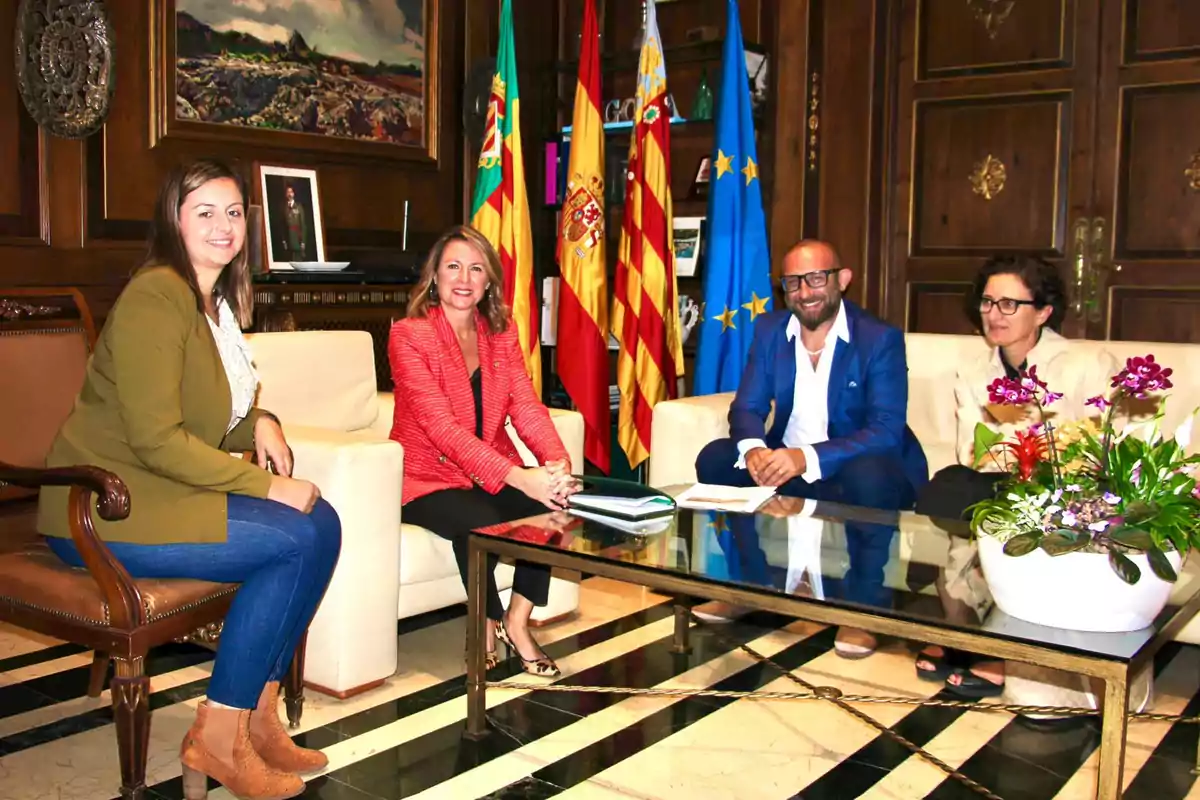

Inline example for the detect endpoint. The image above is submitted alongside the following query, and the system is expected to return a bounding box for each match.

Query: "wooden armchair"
[0,289,307,800]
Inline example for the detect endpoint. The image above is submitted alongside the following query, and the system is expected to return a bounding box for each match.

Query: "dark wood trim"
[0,103,45,243]
[801,0,824,238]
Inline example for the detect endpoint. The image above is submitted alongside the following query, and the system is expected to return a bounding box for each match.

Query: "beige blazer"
[953,329,1119,470]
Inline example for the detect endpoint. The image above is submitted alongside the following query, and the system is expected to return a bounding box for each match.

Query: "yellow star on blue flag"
[694,0,773,395]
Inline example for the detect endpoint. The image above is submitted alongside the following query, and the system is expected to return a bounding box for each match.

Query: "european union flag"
[693,0,773,396]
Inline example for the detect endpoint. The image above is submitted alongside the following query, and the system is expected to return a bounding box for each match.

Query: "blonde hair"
[406,225,509,334]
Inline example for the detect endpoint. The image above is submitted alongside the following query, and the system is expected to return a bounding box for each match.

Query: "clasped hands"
[745,446,807,488]
[510,458,580,510]
[255,415,322,514]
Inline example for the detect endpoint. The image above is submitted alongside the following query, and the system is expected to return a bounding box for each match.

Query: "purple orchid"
[987,377,1035,406]
[1086,395,1112,411]
[1111,355,1174,400]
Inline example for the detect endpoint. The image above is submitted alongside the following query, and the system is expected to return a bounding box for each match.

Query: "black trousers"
[403,485,552,621]
[915,464,1006,521]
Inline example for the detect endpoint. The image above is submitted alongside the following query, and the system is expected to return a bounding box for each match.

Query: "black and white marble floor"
[1,577,1198,799]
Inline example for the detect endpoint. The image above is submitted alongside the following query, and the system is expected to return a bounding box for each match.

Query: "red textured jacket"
[389,306,569,504]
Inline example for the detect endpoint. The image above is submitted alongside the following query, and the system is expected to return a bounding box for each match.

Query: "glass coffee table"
[466,491,1200,799]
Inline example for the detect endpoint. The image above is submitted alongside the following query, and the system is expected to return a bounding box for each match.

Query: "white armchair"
[246,330,582,696]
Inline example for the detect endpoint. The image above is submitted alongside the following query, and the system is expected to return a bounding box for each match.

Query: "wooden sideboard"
[251,272,415,391]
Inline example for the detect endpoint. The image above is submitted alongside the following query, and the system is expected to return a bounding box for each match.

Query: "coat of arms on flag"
[562,174,605,258]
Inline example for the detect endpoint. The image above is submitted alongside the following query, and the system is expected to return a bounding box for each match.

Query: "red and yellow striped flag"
[556,0,610,472]
[470,0,541,396]
[611,0,684,470]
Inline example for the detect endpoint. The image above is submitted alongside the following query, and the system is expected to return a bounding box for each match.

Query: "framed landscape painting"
[151,0,439,163]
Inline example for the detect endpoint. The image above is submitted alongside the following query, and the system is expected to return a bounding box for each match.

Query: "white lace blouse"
[206,299,259,434]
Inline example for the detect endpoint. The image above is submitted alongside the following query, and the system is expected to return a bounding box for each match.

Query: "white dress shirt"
[736,301,851,483]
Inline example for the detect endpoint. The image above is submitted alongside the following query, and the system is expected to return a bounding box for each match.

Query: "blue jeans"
[697,440,915,609]
[45,495,341,709]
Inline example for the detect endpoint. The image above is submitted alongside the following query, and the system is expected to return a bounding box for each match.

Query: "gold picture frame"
[150,0,439,165]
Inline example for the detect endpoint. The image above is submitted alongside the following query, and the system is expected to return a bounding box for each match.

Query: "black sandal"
[915,647,954,682]
[945,665,1004,699]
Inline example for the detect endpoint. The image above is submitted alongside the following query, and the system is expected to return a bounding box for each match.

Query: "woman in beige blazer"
[37,160,340,799]
[914,255,1116,700]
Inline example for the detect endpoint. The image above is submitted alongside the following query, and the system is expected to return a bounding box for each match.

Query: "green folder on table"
[566,475,677,521]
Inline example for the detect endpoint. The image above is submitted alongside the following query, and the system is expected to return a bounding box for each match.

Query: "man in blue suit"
[695,240,928,655]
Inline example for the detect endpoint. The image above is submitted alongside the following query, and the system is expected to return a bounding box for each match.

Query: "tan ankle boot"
[249,681,328,774]
[180,702,305,800]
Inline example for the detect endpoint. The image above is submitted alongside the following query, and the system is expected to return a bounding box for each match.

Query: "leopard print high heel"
[495,619,560,678]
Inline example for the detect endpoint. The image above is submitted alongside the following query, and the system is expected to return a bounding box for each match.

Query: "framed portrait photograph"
[673,216,705,278]
[689,155,711,200]
[254,164,326,270]
[152,0,439,164]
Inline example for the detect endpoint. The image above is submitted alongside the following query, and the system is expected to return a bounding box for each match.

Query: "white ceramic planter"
[977,535,1182,632]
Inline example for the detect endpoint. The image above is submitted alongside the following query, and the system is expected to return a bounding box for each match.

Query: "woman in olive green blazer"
[38,160,340,799]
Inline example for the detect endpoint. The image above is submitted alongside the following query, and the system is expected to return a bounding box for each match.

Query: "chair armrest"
[648,393,735,488]
[0,460,145,628]
[508,408,584,473]
[282,426,405,691]
[368,392,395,439]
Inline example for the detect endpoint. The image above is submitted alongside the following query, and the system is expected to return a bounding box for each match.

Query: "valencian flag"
[470,0,541,395]
[694,0,772,395]
[556,0,610,472]
[611,0,685,470]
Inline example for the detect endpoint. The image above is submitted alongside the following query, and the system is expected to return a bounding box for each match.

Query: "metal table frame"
[465,531,1200,799]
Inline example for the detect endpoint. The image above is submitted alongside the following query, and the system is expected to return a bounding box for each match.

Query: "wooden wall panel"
[906,281,975,334]
[912,94,1069,255]
[918,0,1071,79]
[1109,288,1200,342]
[1115,83,1200,257]
[0,6,43,243]
[2,0,475,319]
[1125,0,1200,62]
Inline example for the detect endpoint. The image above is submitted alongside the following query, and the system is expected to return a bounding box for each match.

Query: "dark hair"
[965,254,1066,333]
[145,159,253,327]
[406,224,510,334]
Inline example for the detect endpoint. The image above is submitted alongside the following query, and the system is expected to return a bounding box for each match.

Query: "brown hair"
[406,224,509,334]
[145,159,254,328]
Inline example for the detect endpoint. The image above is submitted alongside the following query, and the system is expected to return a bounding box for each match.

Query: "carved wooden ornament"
[14,0,115,139]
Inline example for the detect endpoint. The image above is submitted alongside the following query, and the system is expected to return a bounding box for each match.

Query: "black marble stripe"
[798,643,1189,800]
[0,642,89,674]
[0,677,211,756]
[1123,662,1200,800]
[139,602,676,800]
[512,625,840,792]
[299,610,807,800]
[0,641,212,724]
[920,643,1186,800]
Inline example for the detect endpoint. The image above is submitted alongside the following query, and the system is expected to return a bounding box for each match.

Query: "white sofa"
[649,333,1200,644]
[245,330,583,696]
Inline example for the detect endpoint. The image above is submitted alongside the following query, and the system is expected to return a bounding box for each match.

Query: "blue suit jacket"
[728,302,928,493]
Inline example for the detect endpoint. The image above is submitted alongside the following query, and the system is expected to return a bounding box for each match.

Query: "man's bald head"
[784,239,842,272]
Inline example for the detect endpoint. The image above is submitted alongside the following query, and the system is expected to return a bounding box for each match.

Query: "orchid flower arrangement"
[969,355,1200,585]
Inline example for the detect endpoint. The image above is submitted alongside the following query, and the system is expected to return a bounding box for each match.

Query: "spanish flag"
[611,0,684,470]
[556,0,610,472]
[470,0,541,396]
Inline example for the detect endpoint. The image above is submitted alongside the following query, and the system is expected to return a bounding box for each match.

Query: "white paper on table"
[674,483,777,513]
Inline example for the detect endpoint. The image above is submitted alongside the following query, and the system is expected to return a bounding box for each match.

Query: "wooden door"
[885,0,1100,336]
[1088,0,1200,342]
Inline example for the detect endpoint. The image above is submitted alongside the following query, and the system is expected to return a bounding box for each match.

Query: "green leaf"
[972,423,1006,469]
[1109,550,1142,585]
[1146,546,1179,582]
[1122,502,1156,525]
[1003,532,1043,556]
[1039,529,1090,556]
[1110,527,1154,550]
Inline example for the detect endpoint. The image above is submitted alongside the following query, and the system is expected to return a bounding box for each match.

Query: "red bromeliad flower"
[1002,428,1048,481]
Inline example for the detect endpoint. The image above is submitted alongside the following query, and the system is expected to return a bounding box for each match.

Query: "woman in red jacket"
[389,225,577,677]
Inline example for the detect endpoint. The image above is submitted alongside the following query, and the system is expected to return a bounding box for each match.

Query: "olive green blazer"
[37,267,273,544]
